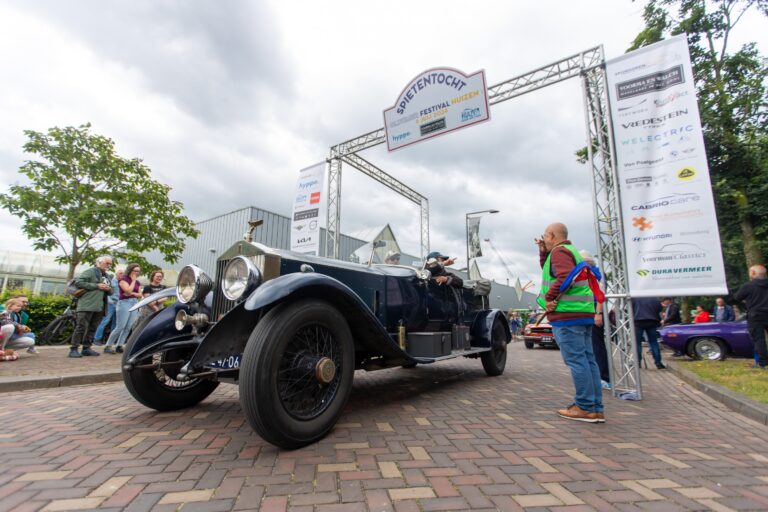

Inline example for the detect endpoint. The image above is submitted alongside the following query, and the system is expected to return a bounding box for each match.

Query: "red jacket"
[693,310,711,323]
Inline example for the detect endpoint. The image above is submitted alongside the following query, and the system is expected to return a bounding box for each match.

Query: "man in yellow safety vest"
[536,222,604,423]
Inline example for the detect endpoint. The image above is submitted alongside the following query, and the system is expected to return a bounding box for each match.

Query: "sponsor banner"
[467,216,483,259]
[605,35,727,296]
[290,162,326,255]
[383,67,490,151]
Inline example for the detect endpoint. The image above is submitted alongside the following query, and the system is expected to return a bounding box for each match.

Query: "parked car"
[523,317,558,349]
[659,321,752,361]
[121,239,510,449]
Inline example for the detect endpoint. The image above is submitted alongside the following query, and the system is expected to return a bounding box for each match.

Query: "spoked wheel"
[122,323,219,411]
[239,299,354,449]
[40,315,76,345]
[690,337,727,361]
[481,319,509,376]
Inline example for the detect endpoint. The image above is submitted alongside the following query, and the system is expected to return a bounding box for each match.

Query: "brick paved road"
[2,342,768,511]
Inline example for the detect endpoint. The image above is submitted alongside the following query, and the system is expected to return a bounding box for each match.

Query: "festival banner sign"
[290,162,326,256]
[383,67,489,151]
[605,34,727,297]
[467,216,483,259]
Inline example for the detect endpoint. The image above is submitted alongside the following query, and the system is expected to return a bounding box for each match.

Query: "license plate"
[541,336,553,342]
[207,354,241,370]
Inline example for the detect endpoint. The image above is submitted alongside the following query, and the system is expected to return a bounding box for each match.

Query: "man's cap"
[427,251,449,260]
[385,250,400,260]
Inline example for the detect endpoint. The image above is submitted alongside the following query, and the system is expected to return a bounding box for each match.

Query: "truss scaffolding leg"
[420,198,430,260]
[581,51,642,399]
[325,158,342,260]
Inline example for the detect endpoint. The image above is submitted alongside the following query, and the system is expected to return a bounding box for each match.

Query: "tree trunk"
[67,261,78,281]
[681,297,690,324]
[740,216,763,269]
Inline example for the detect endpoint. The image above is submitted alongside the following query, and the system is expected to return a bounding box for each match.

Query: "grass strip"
[679,359,768,404]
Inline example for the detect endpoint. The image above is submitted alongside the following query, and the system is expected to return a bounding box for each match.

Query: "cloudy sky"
[1,0,765,286]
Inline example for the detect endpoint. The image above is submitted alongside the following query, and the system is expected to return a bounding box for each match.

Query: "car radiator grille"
[212,258,236,320]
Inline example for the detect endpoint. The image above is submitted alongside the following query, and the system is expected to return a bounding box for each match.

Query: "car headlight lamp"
[176,265,213,304]
[222,256,261,301]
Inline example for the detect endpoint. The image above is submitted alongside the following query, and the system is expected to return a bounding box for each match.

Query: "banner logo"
[631,192,700,211]
[677,166,696,180]
[632,217,654,231]
[639,243,707,263]
[615,65,685,100]
[636,269,650,277]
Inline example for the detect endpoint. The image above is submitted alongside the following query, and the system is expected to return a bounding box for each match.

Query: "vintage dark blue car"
[122,239,510,449]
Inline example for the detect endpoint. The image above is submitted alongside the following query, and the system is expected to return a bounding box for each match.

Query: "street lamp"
[465,209,499,270]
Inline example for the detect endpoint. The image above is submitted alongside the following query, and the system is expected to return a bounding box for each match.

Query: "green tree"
[629,0,768,291]
[0,124,199,279]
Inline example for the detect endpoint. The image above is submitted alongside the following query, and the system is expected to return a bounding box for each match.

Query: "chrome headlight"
[222,256,261,301]
[176,265,213,304]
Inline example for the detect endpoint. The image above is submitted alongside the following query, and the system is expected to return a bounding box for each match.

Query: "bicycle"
[39,302,77,345]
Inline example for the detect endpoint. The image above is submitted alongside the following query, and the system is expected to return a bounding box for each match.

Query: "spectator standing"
[104,263,142,354]
[693,306,711,323]
[733,304,745,321]
[536,222,603,423]
[661,298,682,326]
[94,269,123,345]
[661,297,684,356]
[712,297,735,323]
[734,265,768,369]
[579,250,611,389]
[632,297,665,369]
[508,311,521,336]
[70,255,113,358]
[1,298,36,353]
[137,270,167,321]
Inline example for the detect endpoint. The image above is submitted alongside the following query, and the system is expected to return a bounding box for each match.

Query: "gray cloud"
[8,0,293,125]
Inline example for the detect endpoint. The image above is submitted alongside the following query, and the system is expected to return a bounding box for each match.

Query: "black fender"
[124,292,212,365]
[184,272,427,372]
[470,309,511,349]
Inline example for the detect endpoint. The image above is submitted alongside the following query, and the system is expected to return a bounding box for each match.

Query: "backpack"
[66,279,86,298]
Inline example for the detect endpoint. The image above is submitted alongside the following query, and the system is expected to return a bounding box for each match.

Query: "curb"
[666,359,768,426]
[0,370,122,393]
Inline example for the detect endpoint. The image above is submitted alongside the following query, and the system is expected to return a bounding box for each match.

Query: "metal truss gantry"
[581,49,641,398]
[325,46,639,397]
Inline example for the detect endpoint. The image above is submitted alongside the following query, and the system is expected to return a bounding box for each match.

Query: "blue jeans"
[94,302,117,342]
[106,298,138,348]
[635,323,662,367]
[552,324,603,413]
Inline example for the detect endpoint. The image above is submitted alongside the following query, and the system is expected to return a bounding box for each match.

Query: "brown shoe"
[557,405,600,423]
[595,412,605,423]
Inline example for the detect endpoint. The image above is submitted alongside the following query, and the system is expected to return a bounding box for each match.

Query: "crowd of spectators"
[0,256,168,362]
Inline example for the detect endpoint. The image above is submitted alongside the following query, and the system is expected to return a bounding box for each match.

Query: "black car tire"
[524,338,535,349]
[239,299,354,449]
[481,320,508,376]
[690,337,727,361]
[122,316,219,411]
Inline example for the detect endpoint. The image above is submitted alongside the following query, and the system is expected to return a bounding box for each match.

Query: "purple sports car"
[659,321,752,361]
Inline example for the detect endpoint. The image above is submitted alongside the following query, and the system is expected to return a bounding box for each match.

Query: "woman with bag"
[104,263,142,354]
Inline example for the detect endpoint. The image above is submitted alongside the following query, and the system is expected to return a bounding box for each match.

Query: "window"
[40,280,67,296]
